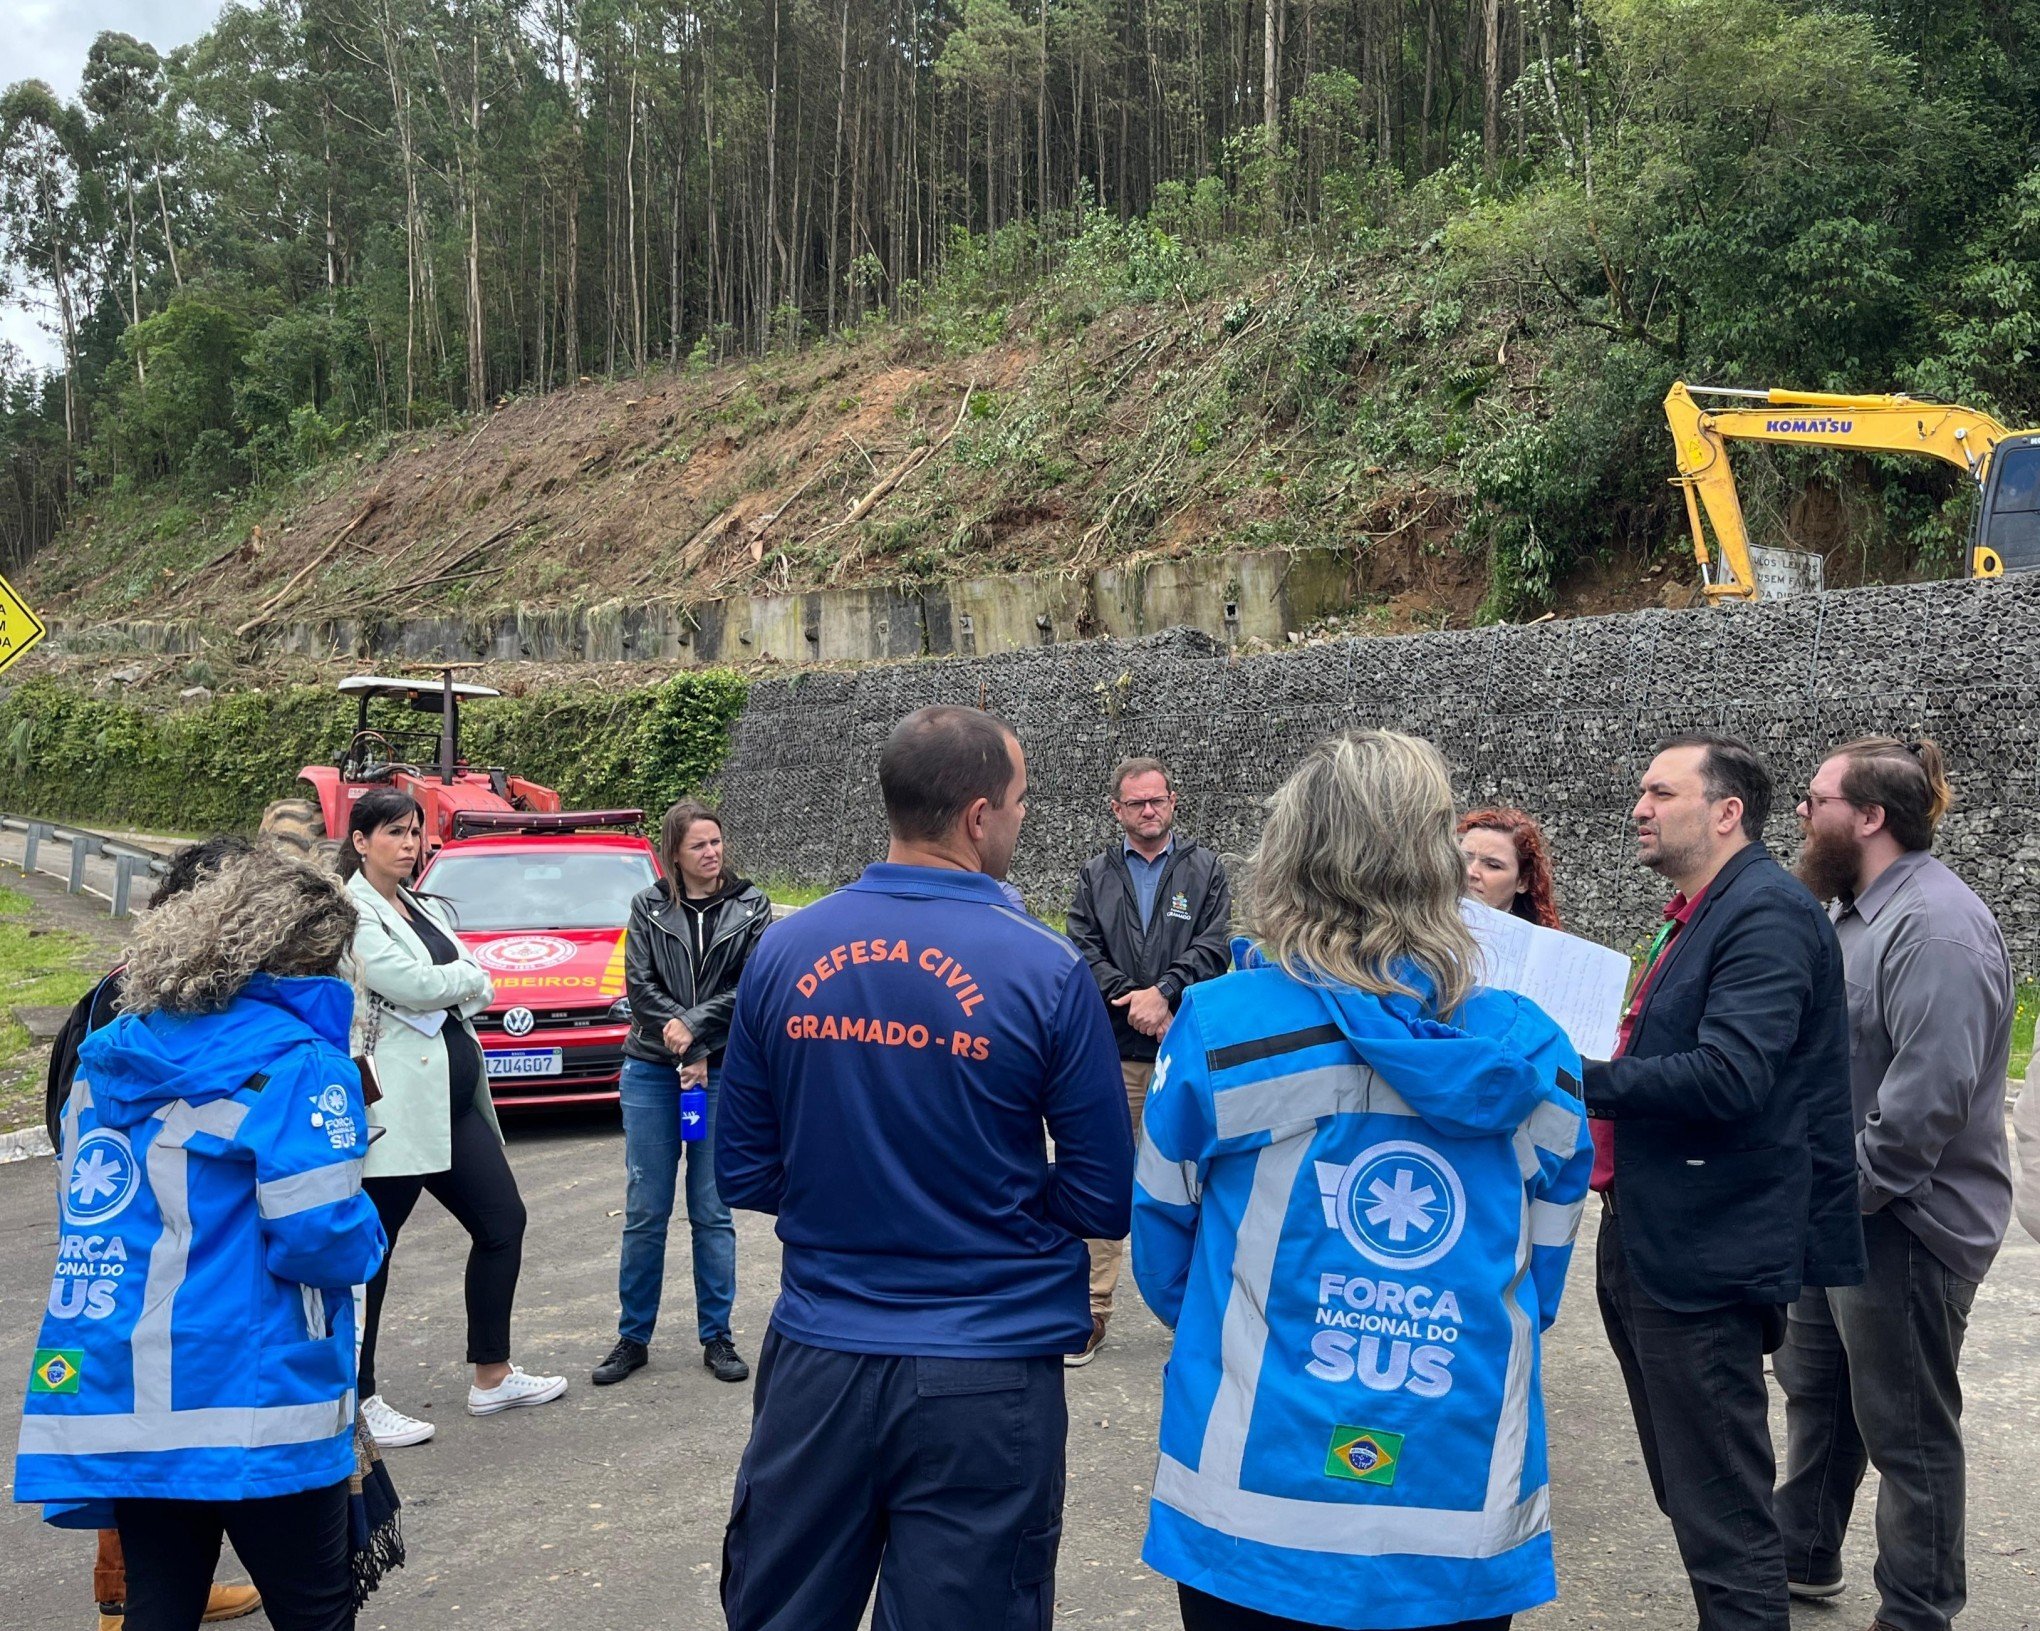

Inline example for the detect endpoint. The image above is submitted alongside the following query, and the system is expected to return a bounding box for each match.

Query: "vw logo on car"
[502,1006,537,1038]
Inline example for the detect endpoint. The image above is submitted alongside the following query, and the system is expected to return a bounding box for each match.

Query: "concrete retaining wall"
[711,573,2040,968]
[48,547,1356,667]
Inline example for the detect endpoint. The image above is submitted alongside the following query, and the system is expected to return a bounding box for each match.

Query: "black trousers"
[1774,1210,1979,1631]
[1177,1584,1509,1631]
[1596,1203,1789,1631]
[114,1480,352,1631]
[359,1104,527,1398]
[722,1330,1066,1631]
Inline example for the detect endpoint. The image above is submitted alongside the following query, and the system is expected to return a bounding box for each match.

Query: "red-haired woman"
[1457,807,1563,930]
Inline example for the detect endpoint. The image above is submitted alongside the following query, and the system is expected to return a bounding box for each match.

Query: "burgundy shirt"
[1591,886,1706,1193]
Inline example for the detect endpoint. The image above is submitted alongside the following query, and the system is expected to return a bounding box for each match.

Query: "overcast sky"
[3,1,229,369]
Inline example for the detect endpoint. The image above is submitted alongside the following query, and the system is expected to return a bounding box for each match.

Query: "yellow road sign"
[0,573,48,678]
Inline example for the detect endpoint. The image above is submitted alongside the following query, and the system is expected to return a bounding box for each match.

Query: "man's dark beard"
[1796,826,1862,903]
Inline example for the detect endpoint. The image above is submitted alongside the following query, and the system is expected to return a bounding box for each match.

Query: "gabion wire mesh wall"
[711,573,2040,968]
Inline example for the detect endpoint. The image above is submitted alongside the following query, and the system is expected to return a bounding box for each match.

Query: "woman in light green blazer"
[343,787,566,1449]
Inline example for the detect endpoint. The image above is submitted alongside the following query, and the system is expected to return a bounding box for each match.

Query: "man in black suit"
[1586,732,1864,1631]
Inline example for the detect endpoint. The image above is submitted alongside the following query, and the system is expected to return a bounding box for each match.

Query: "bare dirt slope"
[26,255,1570,641]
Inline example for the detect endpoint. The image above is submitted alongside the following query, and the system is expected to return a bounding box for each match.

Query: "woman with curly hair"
[15,846,387,1631]
[1457,807,1564,930]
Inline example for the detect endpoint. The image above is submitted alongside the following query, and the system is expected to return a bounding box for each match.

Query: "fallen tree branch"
[233,497,383,636]
[837,383,975,529]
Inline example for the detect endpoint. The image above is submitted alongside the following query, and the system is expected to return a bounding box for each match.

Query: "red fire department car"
[415,817,660,1108]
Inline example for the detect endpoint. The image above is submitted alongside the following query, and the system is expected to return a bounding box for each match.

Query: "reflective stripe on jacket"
[15,974,387,1526]
[1132,953,1592,1629]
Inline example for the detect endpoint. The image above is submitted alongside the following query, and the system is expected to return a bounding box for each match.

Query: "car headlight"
[608,996,633,1021]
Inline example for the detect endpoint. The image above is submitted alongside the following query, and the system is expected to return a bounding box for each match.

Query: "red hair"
[1456,807,1563,930]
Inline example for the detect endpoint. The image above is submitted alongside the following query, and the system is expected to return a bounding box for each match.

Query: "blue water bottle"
[679,1084,707,1143]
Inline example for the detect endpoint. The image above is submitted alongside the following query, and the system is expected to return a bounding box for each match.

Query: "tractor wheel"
[260,796,331,861]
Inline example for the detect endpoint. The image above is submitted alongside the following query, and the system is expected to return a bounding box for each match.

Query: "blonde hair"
[121,847,359,1015]
[1241,729,1477,1015]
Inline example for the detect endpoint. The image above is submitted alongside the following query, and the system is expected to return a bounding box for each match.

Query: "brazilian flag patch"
[31,1349,83,1394]
[1324,1424,1402,1485]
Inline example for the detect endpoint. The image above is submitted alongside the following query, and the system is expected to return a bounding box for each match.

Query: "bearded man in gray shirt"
[1775,736,2015,1631]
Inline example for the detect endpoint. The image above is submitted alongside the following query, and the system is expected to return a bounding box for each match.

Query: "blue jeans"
[617,1056,736,1346]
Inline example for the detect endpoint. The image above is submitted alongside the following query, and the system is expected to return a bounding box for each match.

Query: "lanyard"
[1624,916,1680,1017]
[1640,917,1677,974]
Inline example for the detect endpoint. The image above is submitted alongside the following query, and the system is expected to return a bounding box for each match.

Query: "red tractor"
[295,666,625,854]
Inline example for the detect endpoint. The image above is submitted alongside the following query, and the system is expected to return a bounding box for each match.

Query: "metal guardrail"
[0,815,170,917]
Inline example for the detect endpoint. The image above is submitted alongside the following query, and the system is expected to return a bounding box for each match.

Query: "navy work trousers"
[721,1329,1066,1631]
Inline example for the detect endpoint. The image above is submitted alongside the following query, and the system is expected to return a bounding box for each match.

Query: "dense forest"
[4,1,2040,611]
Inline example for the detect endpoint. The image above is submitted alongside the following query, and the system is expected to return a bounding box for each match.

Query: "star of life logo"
[309,1085,359,1151]
[63,1128,141,1227]
[1316,1139,1467,1271]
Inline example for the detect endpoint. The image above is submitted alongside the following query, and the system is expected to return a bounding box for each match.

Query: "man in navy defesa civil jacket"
[1585,731,1863,1631]
[716,704,1134,1631]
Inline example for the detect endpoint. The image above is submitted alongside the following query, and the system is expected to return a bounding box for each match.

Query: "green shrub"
[0,671,750,836]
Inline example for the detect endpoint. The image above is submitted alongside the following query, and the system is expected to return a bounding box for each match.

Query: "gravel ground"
[1,1110,2035,1631]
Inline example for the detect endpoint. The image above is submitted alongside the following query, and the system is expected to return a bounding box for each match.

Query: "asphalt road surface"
[2,1114,2035,1631]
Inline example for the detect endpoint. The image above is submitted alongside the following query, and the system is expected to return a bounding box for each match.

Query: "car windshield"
[421,849,657,931]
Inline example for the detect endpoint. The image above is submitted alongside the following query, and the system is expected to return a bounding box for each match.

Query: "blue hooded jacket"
[15,974,387,1526]
[1133,951,1592,1629]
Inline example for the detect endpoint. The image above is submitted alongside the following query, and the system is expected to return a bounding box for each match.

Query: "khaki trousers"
[1086,1058,1156,1322]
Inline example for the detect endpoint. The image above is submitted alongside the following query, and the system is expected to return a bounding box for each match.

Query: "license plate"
[486,1048,563,1078]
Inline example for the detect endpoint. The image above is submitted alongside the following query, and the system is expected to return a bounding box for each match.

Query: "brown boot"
[201,1583,262,1623]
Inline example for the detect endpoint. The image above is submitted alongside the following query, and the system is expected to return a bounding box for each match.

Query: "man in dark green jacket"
[1063,756,1232,1366]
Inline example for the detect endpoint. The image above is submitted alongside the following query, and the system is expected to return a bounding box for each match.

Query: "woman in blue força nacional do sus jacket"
[15,846,387,1631]
[1133,730,1594,1631]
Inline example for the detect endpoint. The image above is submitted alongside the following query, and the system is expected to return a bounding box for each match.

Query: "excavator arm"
[1664,381,2011,600]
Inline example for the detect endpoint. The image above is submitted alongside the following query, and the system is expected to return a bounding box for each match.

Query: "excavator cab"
[1972,435,2040,578]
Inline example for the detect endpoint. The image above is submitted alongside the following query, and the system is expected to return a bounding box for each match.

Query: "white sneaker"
[361,1393,436,1448]
[467,1363,568,1417]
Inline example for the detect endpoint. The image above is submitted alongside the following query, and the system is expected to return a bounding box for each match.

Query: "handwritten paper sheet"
[1460,898,1630,1061]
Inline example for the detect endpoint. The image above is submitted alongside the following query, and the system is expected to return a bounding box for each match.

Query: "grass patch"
[0,883,105,1133]
[2012,983,2036,1084]
[760,876,837,911]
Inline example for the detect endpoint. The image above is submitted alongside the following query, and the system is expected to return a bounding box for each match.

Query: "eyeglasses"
[1115,796,1172,811]
[1799,790,1850,812]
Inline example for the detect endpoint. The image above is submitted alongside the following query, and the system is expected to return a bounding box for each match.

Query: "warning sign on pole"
[0,574,48,678]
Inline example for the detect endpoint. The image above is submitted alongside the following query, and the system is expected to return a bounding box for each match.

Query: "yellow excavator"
[1664,381,2040,601]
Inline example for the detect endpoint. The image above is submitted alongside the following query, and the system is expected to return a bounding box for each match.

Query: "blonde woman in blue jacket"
[1133,731,1593,1631]
[342,788,565,1449]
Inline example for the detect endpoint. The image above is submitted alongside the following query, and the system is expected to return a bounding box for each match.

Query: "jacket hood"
[1236,943,1549,1137]
[77,973,354,1131]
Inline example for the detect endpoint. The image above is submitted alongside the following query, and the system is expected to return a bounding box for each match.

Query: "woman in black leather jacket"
[591,800,771,1388]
